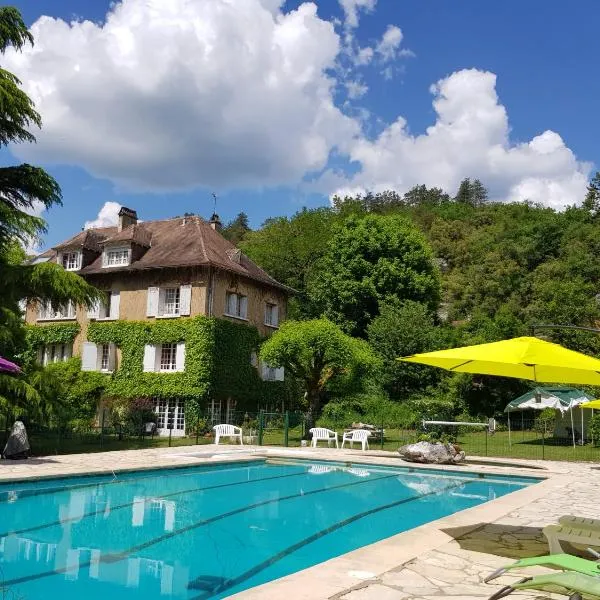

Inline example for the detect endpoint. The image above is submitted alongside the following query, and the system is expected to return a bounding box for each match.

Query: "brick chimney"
[118,206,138,232]
[209,213,222,231]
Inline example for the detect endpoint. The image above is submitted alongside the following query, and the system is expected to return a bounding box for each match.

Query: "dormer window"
[103,246,130,268]
[61,251,81,271]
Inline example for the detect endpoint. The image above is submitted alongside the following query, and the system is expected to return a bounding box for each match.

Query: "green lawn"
[21,425,600,462]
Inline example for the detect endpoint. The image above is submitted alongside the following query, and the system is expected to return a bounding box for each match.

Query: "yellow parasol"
[398,336,600,385]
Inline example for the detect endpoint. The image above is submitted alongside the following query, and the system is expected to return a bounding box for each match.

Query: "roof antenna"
[212,192,218,216]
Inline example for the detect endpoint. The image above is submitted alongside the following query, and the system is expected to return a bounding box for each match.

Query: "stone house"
[25,208,291,435]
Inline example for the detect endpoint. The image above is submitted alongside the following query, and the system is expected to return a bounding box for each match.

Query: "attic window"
[103,247,130,267]
[61,251,80,271]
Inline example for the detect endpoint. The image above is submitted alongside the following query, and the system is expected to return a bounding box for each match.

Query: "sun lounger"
[543,523,600,554]
[485,553,600,583]
[559,515,600,530]
[487,570,600,599]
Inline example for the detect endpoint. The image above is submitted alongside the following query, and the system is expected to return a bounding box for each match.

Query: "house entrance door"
[155,399,186,437]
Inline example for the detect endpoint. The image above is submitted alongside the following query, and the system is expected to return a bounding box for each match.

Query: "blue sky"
[6,0,600,249]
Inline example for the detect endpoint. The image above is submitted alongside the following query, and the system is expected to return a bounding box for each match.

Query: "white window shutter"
[180,285,192,316]
[64,344,72,360]
[143,345,156,372]
[260,362,269,380]
[108,343,117,371]
[81,343,98,371]
[176,343,186,372]
[275,367,285,381]
[147,287,159,317]
[110,291,120,319]
[273,305,279,326]
[87,300,100,320]
[158,288,165,317]
[226,293,235,315]
[239,296,248,319]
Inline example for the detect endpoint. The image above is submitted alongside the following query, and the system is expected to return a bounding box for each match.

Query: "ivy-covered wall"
[24,323,80,367]
[86,315,289,419]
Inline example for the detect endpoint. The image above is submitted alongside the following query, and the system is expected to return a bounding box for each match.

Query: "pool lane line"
[0,472,403,588]
[0,459,269,505]
[0,467,310,539]
[190,478,477,599]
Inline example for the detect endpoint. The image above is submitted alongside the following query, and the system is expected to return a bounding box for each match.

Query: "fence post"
[100,409,105,449]
[485,427,488,457]
[542,422,546,460]
[258,410,264,446]
[380,413,384,450]
[284,411,289,447]
[195,416,200,445]
[168,426,172,447]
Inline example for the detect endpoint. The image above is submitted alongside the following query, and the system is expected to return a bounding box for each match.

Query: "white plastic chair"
[341,429,370,451]
[309,427,339,448]
[213,424,243,445]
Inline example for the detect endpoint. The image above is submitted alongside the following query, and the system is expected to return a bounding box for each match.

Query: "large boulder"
[398,441,465,464]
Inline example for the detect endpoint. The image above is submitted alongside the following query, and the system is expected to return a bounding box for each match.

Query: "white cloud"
[5,0,358,191]
[376,25,403,61]
[354,46,374,66]
[345,80,368,99]
[328,69,591,209]
[338,0,377,28]
[84,201,122,229]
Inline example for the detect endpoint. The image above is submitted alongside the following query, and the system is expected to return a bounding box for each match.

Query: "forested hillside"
[224,175,600,418]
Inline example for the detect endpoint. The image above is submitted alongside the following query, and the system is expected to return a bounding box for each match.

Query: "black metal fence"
[2,410,600,462]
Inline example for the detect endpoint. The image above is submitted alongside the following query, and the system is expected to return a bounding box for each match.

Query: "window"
[163,288,180,316]
[147,286,191,318]
[88,291,120,320]
[263,366,277,381]
[61,252,80,271]
[81,342,116,372]
[155,399,186,436]
[103,247,130,267]
[38,301,76,320]
[159,343,178,371]
[264,303,279,327]
[40,343,72,366]
[100,344,110,371]
[225,292,248,320]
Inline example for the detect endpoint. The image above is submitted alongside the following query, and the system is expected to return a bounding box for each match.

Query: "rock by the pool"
[398,441,465,464]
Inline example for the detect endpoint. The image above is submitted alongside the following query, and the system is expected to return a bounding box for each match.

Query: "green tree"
[308,214,441,337]
[222,212,251,245]
[0,7,100,411]
[582,171,600,217]
[454,178,488,207]
[259,319,379,429]
[241,207,335,317]
[367,301,455,398]
[403,185,451,207]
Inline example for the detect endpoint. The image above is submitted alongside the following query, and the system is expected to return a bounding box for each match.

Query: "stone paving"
[2,445,599,599]
[331,461,600,600]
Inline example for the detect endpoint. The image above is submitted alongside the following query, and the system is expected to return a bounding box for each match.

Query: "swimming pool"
[0,459,538,599]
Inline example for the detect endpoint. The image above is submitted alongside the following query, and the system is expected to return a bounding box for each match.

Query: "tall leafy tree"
[582,171,600,217]
[0,7,100,410]
[260,319,379,430]
[308,214,441,337]
[222,212,251,245]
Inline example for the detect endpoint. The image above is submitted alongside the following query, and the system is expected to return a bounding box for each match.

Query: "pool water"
[0,460,538,599]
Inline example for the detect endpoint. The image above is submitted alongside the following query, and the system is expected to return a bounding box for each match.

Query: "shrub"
[533,408,556,434]
[589,414,600,446]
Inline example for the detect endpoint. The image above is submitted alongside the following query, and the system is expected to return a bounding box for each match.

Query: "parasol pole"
[570,403,575,448]
[508,409,511,447]
[582,404,584,443]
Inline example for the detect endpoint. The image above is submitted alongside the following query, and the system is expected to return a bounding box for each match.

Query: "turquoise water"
[0,460,538,599]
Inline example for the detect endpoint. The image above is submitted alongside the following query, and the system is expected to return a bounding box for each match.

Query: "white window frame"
[38,301,76,321]
[224,291,248,320]
[100,343,111,372]
[102,246,130,268]
[41,343,73,366]
[159,343,178,372]
[161,287,181,317]
[61,251,81,271]
[264,302,279,328]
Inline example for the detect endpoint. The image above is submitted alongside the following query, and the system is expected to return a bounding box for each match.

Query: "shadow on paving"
[441,523,548,560]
